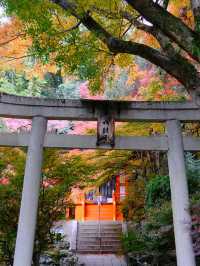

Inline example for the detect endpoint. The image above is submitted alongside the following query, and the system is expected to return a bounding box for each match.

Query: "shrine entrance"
[79,201,117,222]
[74,175,125,222]
[0,93,199,266]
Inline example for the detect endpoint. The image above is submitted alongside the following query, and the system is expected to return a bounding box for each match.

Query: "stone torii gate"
[0,93,200,266]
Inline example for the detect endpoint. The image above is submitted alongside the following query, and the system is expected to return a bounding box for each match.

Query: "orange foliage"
[0,18,56,78]
[168,0,194,28]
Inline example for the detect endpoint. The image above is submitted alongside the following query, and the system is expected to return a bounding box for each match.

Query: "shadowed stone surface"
[77,254,127,266]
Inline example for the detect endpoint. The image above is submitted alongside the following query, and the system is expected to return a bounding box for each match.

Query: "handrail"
[98,201,101,254]
[75,221,78,253]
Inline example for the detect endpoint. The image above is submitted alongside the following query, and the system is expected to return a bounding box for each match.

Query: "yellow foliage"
[126,64,140,85]
[169,0,194,28]
[116,121,165,136]
[121,178,145,221]
[114,53,133,68]
[129,159,144,167]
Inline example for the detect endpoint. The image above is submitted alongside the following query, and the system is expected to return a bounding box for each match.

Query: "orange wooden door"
[85,204,99,221]
[84,203,114,221]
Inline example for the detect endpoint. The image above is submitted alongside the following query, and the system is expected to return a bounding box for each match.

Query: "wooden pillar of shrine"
[112,191,116,221]
[82,196,85,222]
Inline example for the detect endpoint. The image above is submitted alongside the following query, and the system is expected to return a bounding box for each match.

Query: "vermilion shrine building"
[67,175,128,221]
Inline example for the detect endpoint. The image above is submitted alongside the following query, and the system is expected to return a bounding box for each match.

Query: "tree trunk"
[32,252,40,266]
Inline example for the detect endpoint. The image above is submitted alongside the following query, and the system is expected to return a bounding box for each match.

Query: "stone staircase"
[76,221,123,254]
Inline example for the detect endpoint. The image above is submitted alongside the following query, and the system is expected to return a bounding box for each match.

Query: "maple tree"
[0,17,58,78]
[0,0,199,97]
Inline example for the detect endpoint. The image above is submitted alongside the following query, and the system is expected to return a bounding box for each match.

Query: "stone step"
[78,230,99,234]
[78,241,121,246]
[102,228,122,231]
[77,245,101,250]
[78,232,122,236]
[79,222,122,225]
[99,224,122,227]
[101,228,122,231]
[79,224,122,228]
[77,240,121,245]
[78,228,122,233]
[77,242,122,247]
[78,239,121,244]
[77,247,122,253]
[78,229,121,233]
[77,244,122,251]
[77,248,123,251]
[79,225,99,228]
[78,238,121,242]
[79,227,121,230]
[78,240,100,245]
[79,233,121,237]
[78,233,122,238]
[78,234,122,238]
[77,241,121,247]
[79,221,122,225]
[78,241,121,245]
[77,246,122,251]
[79,239,121,243]
[100,229,122,233]
[77,222,123,254]
[76,250,122,254]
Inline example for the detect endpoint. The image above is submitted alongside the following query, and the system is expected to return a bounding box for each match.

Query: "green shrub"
[145,201,173,231]
[122,231,147,253]
[146,171,200,208]
[146,175,170,208]
[122,200,175,265]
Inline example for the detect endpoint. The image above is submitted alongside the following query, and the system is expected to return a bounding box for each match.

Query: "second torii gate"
[0,93,199,266]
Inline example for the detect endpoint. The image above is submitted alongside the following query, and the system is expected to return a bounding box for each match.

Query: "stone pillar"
[13,116,47,266]
[167,119,195,266]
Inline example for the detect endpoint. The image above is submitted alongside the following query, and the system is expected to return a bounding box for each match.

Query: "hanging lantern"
[96,113,115,147]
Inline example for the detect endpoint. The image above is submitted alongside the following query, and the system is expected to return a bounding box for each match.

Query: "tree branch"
[89,6,186,64]
[0,32,25,47]
[51,0,200,93]
[51,0,111,43]
[125,0,200,62]
[1,54,36,62]
[90,6,189,62]
[107,37,200,90]
[54,21,81,35]
[163,0,170,10]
